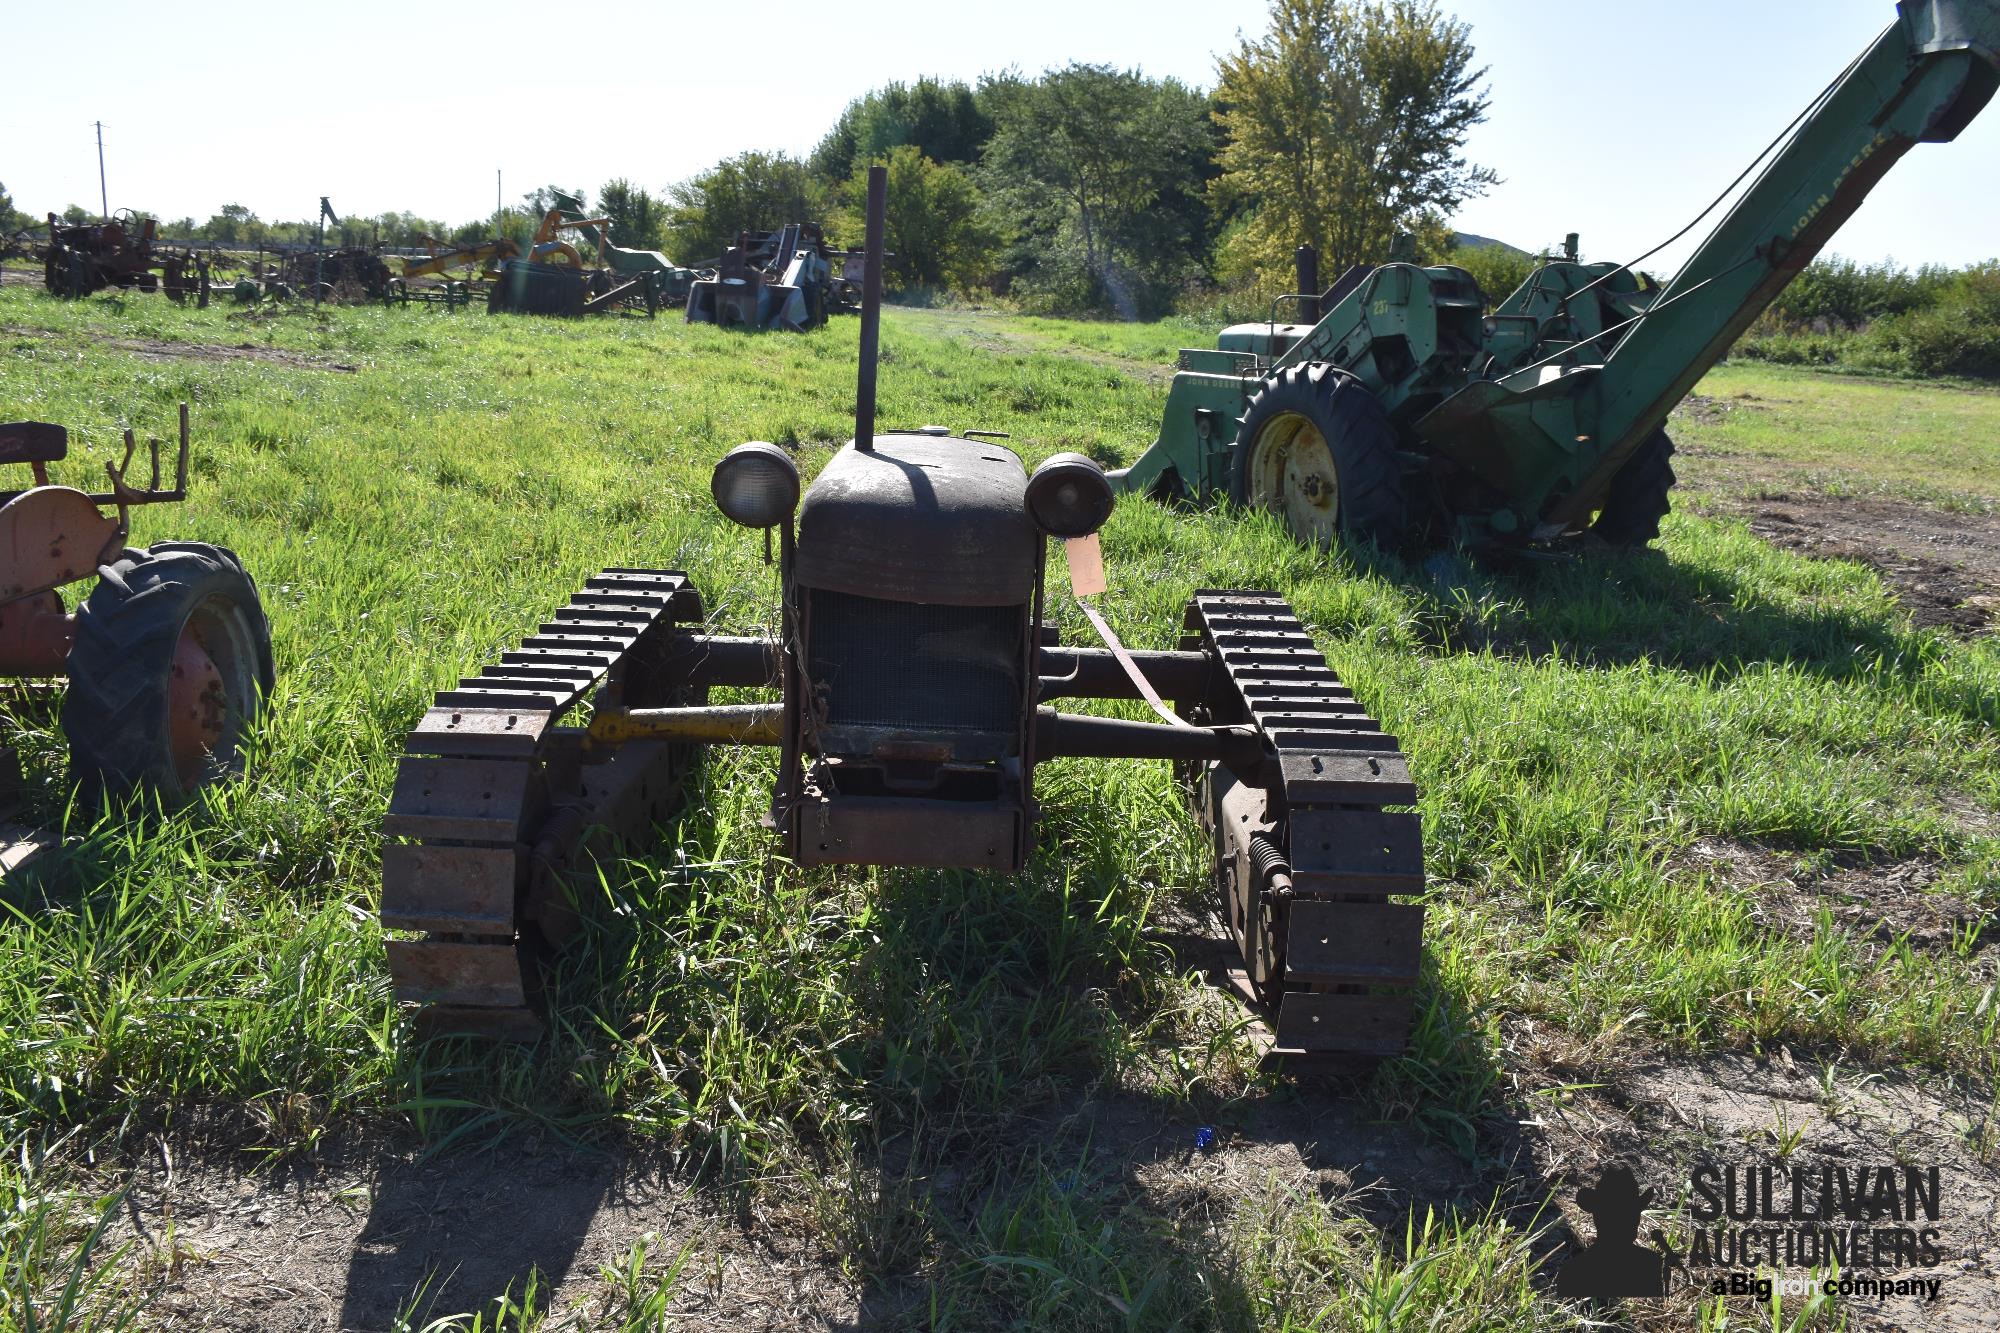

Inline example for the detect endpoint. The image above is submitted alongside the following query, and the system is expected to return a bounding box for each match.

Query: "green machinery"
[548,190,698,294]
[1114,1,2000,549]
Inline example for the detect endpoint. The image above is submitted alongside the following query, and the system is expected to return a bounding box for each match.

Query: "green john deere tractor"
[1113,0,2000,550]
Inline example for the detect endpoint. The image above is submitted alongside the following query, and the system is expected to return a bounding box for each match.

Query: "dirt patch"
[1507,1047,1999,1331]
[112,1136,855,1331]
[1682,838,1993,966]
[2,323,357,372]
[105,1086,1484,1331]
[1673,480,2000,634]
[1673,391,1781,428]
[1738,496,1998,633]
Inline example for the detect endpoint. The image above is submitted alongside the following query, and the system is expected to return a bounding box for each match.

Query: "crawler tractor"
[1115,0,2000,550]
[382,169,1427,1059]
[0,407,274,862]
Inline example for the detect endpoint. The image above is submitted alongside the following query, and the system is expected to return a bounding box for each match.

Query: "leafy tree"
[664,152,829,261]
[367,211,445,248]
[0,182,30,235]
[812,78,993,181]
[980,64,1215,316]
[1446,240,1535,306]
[1213,0,1494,286]
[839,146,995,292]
[596,178,665,250]
[201,203,259,245]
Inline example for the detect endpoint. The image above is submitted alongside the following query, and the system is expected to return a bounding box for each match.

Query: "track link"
[380,569,704,1039]
[1180,591,1425,1058]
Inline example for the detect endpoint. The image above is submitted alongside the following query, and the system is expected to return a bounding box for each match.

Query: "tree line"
[5,1,1502,319]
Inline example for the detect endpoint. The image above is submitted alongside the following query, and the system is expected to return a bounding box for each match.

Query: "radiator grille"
[806,592,1022,742]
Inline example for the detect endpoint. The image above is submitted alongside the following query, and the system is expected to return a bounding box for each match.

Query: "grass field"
[1,288,1996,1331]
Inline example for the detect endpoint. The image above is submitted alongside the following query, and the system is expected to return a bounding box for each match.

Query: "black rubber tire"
[1230,363,1407,548]
[63,543,275,805]
[1590,428,1677,546]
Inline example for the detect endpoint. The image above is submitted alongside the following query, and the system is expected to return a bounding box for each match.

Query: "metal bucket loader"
[0,407,274,865]
[381,169,1428,1060]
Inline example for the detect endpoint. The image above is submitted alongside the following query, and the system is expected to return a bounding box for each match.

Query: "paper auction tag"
[1064,534,1107,597]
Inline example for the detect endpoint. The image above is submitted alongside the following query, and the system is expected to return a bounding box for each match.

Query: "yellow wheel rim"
[1248,412,1340,546]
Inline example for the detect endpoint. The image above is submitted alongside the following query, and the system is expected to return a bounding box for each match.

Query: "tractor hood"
[795,433,1038,606]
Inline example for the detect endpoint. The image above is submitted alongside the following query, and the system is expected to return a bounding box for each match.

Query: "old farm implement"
[684,223,860,332]
[381,168,1426,1060]
[1113,0,2000,550]
[41,211,169,298]
[488,192,694,318]
[0,407,273,863]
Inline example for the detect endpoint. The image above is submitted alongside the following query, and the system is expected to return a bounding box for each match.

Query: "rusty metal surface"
[0,591,74,676]
[167,620,227,789]
[41,211,165,297]
[1180,590,1426,1058]
[795,435,1038,606]
[792,794,1022,871]
[1282,899,1424,984]
[380,845,521,933]
[1272,991,1414,1057]
[381,569,708,1038]
[588,702,782,746]
[0,488,123,600]
[385,940,527,1008]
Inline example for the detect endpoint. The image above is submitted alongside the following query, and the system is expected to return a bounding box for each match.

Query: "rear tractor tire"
[1232,364,1407,549]
[1590,427,1677,546]
[63,543,275,805]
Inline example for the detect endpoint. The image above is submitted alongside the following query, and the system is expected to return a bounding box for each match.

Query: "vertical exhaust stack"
[1295,244,1320,325]
[854,164,887,453]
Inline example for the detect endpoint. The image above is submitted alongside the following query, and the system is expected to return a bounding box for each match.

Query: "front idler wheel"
[63,542,275,805]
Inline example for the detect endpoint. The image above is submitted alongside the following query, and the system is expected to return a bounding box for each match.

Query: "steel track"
[1180,591,1425,1057]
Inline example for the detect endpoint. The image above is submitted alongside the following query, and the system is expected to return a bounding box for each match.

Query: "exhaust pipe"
[854,163,887,453]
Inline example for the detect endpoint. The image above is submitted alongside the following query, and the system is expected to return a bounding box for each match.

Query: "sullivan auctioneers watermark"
[1555,1159,1949,1305]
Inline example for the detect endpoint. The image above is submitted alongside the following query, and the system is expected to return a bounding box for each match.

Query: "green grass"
[1676,362,2000,508]
[0,288,1992,1327]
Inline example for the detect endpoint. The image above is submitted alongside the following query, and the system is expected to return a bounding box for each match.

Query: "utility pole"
[94,121,107,218]
[496,169,502,235]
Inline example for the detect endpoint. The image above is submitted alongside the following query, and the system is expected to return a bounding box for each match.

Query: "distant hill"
[1451,231,1532,257]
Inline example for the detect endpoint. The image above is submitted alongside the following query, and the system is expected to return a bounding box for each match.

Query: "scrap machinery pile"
[684,222,864,332]
[487,192,696,318]
[39,210,212,302]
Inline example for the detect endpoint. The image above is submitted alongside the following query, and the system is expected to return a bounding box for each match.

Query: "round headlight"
[711,442,800,529]
[1026,452,1115,539]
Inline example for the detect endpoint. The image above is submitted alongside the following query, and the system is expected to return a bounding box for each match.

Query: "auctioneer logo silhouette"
[1555,1164,1668,1300]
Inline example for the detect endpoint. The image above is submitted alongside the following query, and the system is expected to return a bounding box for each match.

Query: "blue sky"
[4,0,1994,272]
